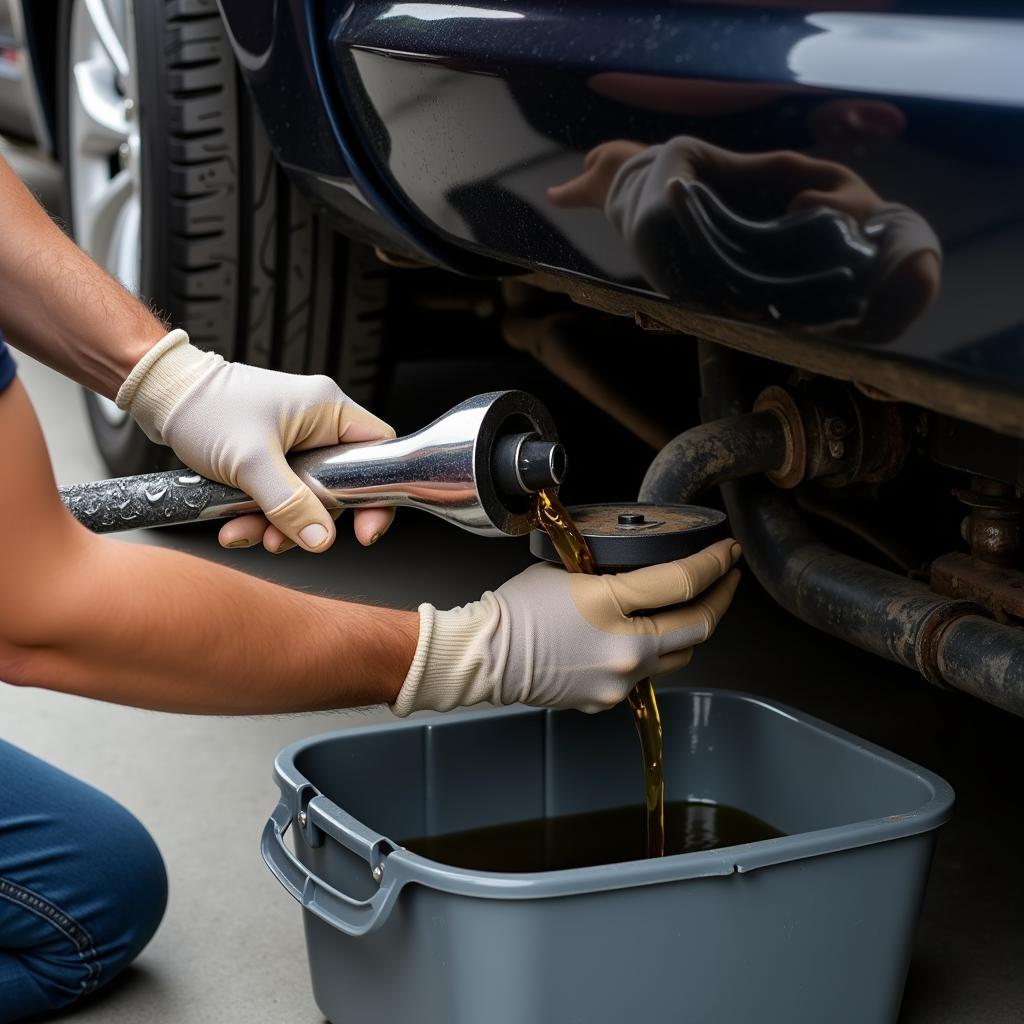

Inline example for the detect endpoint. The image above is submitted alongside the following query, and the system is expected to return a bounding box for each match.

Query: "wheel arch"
[19,0,61,154]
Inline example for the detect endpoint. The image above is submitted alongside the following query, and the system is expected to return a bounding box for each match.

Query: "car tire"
[59,0,389,477]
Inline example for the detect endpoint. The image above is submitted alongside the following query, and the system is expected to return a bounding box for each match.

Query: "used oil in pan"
[401,800,784,873]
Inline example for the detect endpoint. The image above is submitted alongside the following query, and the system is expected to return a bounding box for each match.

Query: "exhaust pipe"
[641,340,1024,719]
[639,411,787,505]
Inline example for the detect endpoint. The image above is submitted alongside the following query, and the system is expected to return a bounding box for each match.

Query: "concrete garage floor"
[3,146,1024,1023]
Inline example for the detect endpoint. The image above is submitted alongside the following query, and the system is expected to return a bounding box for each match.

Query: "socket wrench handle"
[59,390,562,538]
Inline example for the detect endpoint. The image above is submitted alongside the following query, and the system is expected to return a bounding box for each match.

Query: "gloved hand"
[393,537,741,716]
[549,137,941,339]
[116,329,395,553]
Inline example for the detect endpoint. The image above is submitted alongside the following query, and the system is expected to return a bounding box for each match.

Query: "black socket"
[492,433,567,497]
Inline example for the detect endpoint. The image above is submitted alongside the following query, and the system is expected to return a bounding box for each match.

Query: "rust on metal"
[639,412,788,506]
[954,479,1021,566]
[753,386,806,489]
[931,552,1024,623]
[519,269,1024,437]
[632,311,675,332]
[752,381,911,491]
[856,400,913,484]
[699,337,1024,719]
[914,599,986,686]
[935,613,1024,719]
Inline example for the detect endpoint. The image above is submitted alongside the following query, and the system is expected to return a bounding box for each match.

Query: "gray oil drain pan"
[263,688,953,1024]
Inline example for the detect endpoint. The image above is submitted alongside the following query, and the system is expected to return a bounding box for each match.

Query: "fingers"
[285,377,396,451]
[261,507,342,555]
[651,568,741,655]
[274,386,395,546]
[548,142,647,210]
[326,397,396,543]
[656,646,695,675]
[337,398,396,445]
[608,538,741,614]
[290,391,395,545]
[353,507,395,546]
[548,144,611,207]
[217,514,297,555]
[547,172,594,209]
[805,99,906,144]
[219,503,354,555]
[218,513,267,549]
[259,473,337,553]
[262,523,295,555]
[216,514,297,555]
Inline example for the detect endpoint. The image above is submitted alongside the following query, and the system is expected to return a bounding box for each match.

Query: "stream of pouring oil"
[534,489,666,858]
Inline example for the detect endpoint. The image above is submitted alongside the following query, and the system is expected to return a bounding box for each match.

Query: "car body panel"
[219,0,509,269]
[322,2,1024,396]
[33,0,1021,409]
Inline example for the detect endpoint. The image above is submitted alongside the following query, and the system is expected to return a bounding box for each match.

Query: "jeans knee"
[0,744,168,1021]
[92,801,168,975]
[36,802,166,1008]
[1,806,166,1023]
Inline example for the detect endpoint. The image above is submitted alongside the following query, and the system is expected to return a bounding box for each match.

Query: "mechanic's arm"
[0,154,393,554]
[0,157,160,394]
[0,379,740,715]
[0,377,415,713]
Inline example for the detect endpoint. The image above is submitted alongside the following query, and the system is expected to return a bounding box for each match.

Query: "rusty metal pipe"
[647,340,1024,718]
[715,474,972,681]
[936,615,1024,717]
[639,411,787,505]
[639,348,960,670]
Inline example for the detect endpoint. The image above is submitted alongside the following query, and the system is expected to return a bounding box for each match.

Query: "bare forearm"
[0,380,415,712]
[0,156,164,395]
[4,536,417,714]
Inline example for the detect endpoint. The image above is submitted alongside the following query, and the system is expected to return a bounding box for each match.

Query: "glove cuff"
[391,597,502,717]
[115,329,220,443]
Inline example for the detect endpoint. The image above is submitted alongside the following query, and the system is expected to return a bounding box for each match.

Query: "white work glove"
[393,537,742,716]
[116,329,395,553]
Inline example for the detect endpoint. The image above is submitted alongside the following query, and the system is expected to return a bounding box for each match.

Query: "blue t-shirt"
[0,335,14,393]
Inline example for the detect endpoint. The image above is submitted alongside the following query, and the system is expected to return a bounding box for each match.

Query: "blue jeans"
[0,740,167,1022]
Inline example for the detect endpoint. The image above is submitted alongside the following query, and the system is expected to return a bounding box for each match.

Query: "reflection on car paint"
[549,136,941,341]
[215,0,1024,389]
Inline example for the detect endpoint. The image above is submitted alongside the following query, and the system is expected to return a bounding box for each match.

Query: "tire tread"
[72,0,390,475]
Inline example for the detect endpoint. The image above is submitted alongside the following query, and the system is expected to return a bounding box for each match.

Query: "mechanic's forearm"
[3,534,418,714]
[0,155,165,396]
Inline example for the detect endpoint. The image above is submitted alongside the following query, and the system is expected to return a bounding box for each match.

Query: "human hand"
[582,135,940,336]
[392,537,741,716]
[116,330,395,553]
[547,140,648,211]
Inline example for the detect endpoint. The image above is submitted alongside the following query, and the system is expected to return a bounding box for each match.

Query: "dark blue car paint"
[219,0,511,272]
[177,4,1024,398]
[216,0,433,263]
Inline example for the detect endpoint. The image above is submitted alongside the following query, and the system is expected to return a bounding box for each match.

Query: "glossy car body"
[209,0,1024,433]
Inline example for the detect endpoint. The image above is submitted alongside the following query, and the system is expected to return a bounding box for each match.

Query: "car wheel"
[60,0,389,476]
